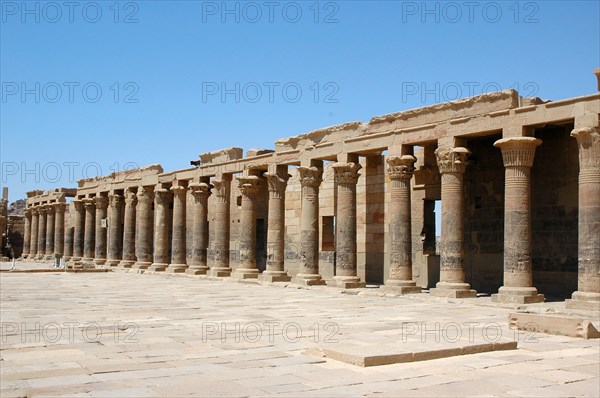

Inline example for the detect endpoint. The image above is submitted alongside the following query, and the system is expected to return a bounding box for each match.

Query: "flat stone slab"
[310,341,517,367]
[509,312,600,339]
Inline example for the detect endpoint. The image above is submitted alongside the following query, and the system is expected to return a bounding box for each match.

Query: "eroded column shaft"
[168,186,187,271]
[134,186,153,268]
[54,203,66,257]
[72,200,85,261]
[188,183,211,274]
[107,194,123,266]
[151,189,170,270]
[120,190,137,267]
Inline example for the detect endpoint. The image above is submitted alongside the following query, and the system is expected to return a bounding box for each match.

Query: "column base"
[166,264,188,273]
[63,256,71,262]
[291,273,326,286]
[95,258,106,266]
[328,275,366,289]
[132,261,151,270]
[186,266,209,275]
[118,260,135,268]
[430,282,477,298]
[382,280,422,295]
[492,286,544,304]
[26,254,37,260]
[208,267,231,277]
[149,263,168,272]
[44,254,54,261]
[565,291,600,311]
[259,270,291,282]
[105,260,121,267]
[232,268,260,279]
[35,254,45,261]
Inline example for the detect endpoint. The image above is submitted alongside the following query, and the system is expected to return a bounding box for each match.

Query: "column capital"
[494,137,542,168]
[264,172,289,194]
[124,190,137,207]
[72,199,84,211]
[109,193,124,208]
[82,198,96,209]
[212,177,231,200]
[55,202,68,212]
[170,185,187,196]
[435,147,470,174]
[38,205,47,215]
[24,208,32,217]
[332,162,361,185]
[44,203,55,213]
[237,176,260,198]
[154,188,170,205]
[571,127,600,173]
[297,166,323,188]
[136,186,154,204]
[190,182,212,199]
[93,195,109,210]
[386,155,417,180]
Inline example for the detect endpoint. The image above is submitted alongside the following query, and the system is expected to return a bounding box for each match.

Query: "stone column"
[186,182,211,275]
[72,200,85,262]
[23,208,32,258]
[150,188,170,271]
[28,207,38,260]
[492,137,544,303]
[82,198,96,264]
[167,185,188,273]
[232,176,261,279]
[44,204,55,260]
[208,175,232,277]
[64,223,73,261]
[383,155,422,294]
[119,189,137,268]
[94,195,109,265]
[133,186,154,269]
[567,127,600,310]
[430,147,477,298]
[106,194,123,266]
[36,206,47,260]
[260,169,291,282]
[292,166,326,285]
[54,203,66,257]
[331,162,365,289]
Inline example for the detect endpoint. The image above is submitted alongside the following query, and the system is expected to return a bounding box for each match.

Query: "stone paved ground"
[1,262,599,397]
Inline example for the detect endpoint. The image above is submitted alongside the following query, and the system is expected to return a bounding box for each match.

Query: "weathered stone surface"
[509,312,600,339]
[199,147,243,164]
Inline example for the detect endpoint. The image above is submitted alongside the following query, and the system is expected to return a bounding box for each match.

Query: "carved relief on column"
[36,206,47,260]
[187,182,212,275]
[119,189,137,267]
[567,127,600,309]
[430,146,477,298]
[167,185,188,272]
[23,208,32,258]
[44,204,56,260]
[29,207,39,259]
[383,155,421,294]
[292,166,326,285]
[208,175,232,277]
[106,194,124,266]
[71,200,85,261]
[331,162,365,288]
[260,170,291,282]
[82,198,96,263]
[150,188,170,271]
[232,175,261,279]
[492,137,544,304]
[54,202,67,257]
[133,186,154,269]
[93,195,109,265]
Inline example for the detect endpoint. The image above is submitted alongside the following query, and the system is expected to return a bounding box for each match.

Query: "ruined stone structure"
[22,70,600,310]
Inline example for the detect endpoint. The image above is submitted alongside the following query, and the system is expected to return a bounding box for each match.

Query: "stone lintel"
[246,148,274,157]
[199,147,243,164]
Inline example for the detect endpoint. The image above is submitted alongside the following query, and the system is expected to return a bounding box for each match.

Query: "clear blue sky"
[1,0,599,203]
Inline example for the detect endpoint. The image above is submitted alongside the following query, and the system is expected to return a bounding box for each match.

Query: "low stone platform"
[1,264,599,397]
[509,312,600,339]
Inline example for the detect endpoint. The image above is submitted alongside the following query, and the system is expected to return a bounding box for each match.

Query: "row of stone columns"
[20,128,599,308]
[23,202,67,261]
